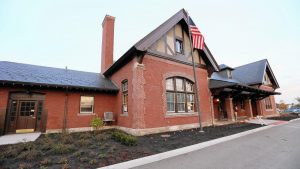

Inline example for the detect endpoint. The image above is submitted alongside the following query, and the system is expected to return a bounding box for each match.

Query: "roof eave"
[0,80,119,93]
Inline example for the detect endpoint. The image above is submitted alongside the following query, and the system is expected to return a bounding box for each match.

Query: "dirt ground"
[0,122,261,169]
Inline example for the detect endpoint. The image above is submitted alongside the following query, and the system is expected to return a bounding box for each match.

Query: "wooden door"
[16,101,37,130]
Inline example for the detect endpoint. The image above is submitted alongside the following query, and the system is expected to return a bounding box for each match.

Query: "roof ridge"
[0,60,101,75]
[234,59,267,69]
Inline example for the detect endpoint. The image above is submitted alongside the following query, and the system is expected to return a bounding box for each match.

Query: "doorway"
[5,93,45,134]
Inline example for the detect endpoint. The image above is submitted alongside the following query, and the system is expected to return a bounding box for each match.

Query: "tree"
[278,101,288,110]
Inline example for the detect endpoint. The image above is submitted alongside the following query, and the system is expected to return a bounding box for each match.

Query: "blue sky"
[0,0,299,103]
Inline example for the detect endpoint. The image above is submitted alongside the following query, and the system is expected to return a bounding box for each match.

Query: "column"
[225,97,235,121]
[244,99,253,118]
[256,100,263,116]
[210,96,215,125]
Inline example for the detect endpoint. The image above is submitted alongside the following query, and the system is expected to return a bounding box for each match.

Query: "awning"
[209,79,280,99]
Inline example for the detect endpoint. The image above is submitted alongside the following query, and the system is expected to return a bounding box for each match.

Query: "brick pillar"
[131,62,146,129]
[244,99,253,118]
[225,97,234,121]
[256,100,263,116]
[210,96,215,125]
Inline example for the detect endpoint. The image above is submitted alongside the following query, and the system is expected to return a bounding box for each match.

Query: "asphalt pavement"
[134,119,300,169]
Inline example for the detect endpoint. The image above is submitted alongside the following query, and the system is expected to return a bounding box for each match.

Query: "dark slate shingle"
[0,61,118,91]
[232,59,267,85]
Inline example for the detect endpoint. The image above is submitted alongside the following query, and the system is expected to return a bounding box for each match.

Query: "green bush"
[17,148,41,161]
[50,143,74,154]
[90,115,104,130]
[111,131,137,146]
[76,139,91,147]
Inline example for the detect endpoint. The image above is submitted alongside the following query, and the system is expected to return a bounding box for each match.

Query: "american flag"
[189,17,204,50]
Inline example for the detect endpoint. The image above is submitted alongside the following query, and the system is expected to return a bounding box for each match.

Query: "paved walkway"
[134,119,300,169]
[246,118,287,125]
[0,132,41,145]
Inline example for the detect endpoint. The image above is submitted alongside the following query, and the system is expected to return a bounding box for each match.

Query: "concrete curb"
[98,125,273,169]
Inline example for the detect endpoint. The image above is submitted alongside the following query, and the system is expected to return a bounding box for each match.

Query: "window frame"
[79,95,94,114]
[265,97,273,110]
[175,38,184,54]
[166,77,195,113]
[122,80,128,114]
[240,100,245,110]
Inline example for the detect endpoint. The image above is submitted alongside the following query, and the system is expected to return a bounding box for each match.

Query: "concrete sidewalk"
[134,119,300,169]
[99,119,299,169]
[0,132,41,145]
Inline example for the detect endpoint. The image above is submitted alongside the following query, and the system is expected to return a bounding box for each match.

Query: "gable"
[263,64,279,88]
[149,23,206,65]
[232,59,279,89]
[104,9,217,76]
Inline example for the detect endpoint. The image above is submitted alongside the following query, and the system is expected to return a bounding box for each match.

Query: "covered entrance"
[5,92,46,134]
[210,80,280,121]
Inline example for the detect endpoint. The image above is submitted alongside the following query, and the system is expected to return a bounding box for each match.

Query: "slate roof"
[0,61,119,92]
[232,59,267,85]
[210,59,279,91]
[219,64,234,70]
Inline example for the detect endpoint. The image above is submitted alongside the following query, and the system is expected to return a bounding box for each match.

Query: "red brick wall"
[0,87,117,131]
[142,55,213,128]
[109,58,136,128]
[258,85,278,116]
[0,88,9,133]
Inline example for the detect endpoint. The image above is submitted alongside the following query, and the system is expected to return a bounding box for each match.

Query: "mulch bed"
[267,113,300,121]
[0,122,261,169]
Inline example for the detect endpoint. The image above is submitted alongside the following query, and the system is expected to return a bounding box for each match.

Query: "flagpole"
[186,10,204,132]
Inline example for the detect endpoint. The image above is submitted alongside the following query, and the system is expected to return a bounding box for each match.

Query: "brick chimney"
[101,15,115,73]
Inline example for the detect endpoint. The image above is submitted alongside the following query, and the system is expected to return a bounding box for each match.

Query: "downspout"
[62,87,68,133]
[186,12,203,132]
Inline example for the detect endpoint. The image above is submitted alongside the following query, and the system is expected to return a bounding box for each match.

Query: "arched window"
[122,80,128,114]
[166,77,195,113]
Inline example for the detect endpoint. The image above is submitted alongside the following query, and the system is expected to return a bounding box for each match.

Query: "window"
[265,97,272,110]
[122,80,128,113]
[80,96,94,114]
[166,77,195,113]
[175,39,183,54]
[240,100,245,110]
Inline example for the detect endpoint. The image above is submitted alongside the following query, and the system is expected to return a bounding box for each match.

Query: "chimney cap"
[102,15,115,27]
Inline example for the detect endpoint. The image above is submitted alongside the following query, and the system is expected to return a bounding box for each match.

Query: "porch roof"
[209,79,280,97]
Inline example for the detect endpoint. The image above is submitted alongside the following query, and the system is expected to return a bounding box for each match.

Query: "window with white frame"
[166,77,195,113]
[175,39,183,54]
[80,96,94,114]
[122,80,128,114]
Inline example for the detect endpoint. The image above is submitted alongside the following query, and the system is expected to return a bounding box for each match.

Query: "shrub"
[89,159,97,165]
[60,133,74,144]
[73,151,83,158]
[79,157,89,163]
[111,131,137,146]
[40,158,51,166]
[98,153,106,159]
[51,143,74,154]
[3,146,19,158]
[90,115,104,130]
[17,148,41,161]
[76,139,91,147]
[79,132,92,140]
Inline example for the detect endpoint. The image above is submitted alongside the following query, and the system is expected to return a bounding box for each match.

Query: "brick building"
[0,9,280,136]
